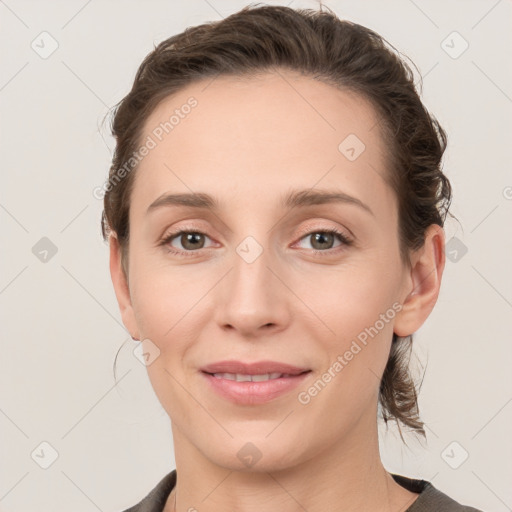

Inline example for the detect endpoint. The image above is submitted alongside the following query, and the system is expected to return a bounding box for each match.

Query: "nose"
[214,241,292,338]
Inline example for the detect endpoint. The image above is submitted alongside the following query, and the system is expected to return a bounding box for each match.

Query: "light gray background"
[1,0,511,511]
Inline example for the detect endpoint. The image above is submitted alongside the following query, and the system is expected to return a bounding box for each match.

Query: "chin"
[203,436,306,474]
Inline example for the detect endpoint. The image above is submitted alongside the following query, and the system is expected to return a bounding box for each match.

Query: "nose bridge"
[216,230,290,334]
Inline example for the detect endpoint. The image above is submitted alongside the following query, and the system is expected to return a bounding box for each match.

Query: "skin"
[109,69,445,512]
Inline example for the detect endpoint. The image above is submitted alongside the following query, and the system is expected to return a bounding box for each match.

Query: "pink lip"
[201,371,311,405]
[199,360,312,405]
[200,360,310,375]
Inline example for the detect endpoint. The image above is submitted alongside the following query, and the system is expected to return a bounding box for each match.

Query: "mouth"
[203,371,310,381]
[200,360,311,376]
[199,362,312,405]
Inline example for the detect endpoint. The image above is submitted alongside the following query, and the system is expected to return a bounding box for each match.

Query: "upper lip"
[201,360,311,376]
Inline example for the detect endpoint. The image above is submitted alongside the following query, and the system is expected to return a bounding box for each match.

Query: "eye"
[295,228,352,254]
[159,229,214,256]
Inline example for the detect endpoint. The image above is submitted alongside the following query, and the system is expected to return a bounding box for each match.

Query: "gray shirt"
[121,470,484,511]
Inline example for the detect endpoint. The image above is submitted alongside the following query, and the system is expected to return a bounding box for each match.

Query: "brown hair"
[101,4,454,439]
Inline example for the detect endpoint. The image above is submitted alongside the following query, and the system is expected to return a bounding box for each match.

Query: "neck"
[165,411,419,512]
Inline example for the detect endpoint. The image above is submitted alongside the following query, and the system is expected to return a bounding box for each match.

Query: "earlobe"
[109,234,140,340]
[393,224,446,337]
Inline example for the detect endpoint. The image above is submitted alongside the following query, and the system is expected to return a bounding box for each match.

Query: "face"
[110,70,435,471]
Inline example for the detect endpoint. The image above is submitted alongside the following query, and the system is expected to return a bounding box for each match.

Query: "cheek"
[291,261,399,403]
[129,255,199,338]
[128,261,211,393]
[129,268,198,419]
[291,260,401,342]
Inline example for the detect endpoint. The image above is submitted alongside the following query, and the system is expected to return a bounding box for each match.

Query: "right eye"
[159,230,215,256]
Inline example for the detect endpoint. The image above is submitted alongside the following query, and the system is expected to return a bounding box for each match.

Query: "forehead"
[131,70,394,219]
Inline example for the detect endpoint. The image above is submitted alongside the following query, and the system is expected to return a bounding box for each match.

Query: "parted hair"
[101,4,453,439]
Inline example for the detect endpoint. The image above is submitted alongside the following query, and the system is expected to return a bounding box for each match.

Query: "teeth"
[212,372,284,381]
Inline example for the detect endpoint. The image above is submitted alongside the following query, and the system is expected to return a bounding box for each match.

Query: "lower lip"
[201,371,311,405]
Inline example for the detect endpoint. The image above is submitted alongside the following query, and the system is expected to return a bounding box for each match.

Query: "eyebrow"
[146,188,374,216]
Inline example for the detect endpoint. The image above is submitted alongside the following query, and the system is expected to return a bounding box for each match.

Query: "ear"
[393,224,446,337]
[109,233,140,341]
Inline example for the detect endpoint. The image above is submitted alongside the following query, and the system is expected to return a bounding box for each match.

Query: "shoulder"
[391,473,485,512]
[120,470,486,512]
[120,470,176,512]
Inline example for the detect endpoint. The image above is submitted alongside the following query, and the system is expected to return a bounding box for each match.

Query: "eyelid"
[292,226,353,252]
[159,224,350,243]
[294,221,351,241]
[294,219,355,241]
[158,220,213,242]
[159,224,216,249]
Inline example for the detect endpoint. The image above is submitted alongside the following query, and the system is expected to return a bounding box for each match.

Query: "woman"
[102,5,483,511]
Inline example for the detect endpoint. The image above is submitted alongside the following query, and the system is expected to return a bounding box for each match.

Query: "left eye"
[296,229,351,252]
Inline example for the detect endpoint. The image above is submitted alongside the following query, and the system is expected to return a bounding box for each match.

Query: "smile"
[201,370,312,405]
[211,372,295,381]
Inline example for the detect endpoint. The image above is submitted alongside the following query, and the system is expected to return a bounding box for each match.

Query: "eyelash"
[158,226,353,258]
